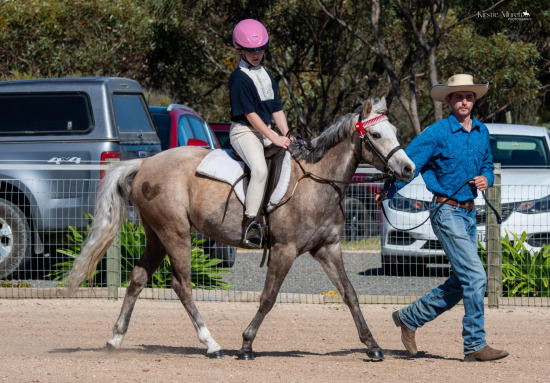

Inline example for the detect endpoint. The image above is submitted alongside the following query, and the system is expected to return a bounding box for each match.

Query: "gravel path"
[19,250,450,298]
[226,250,449,296]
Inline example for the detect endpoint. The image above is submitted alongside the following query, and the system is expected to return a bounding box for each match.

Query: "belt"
[435,196,475,212]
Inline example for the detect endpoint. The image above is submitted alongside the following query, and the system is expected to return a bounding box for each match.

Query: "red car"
[149,104,221,150]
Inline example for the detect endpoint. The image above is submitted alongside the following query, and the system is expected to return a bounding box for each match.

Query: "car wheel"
[0,199,31,279]
[344,197,377,240]
[194,233,236,268]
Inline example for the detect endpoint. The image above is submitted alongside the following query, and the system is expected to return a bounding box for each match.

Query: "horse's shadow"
[49,345,461,361]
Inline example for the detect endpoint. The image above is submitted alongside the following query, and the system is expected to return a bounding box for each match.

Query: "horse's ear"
[380,96,387,111]
[363,99,372,117]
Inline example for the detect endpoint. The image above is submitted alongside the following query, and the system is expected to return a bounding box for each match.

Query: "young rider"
[229,19,292,248]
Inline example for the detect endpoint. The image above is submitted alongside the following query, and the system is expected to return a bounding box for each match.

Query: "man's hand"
[375,192,387,207]
[470,175,488,191]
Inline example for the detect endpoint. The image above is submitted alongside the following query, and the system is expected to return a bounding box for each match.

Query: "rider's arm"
[272,110,290,137]
[245,112,290,149]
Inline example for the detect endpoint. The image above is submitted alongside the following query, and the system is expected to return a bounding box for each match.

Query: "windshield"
[490,134,550,168]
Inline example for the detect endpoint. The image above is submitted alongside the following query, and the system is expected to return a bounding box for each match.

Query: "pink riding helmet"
[232,19,269,52]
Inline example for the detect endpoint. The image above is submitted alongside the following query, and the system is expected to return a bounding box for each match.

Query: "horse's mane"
[289,98,386,163]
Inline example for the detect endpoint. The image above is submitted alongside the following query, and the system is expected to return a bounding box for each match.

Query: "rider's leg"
[230,122,270,247]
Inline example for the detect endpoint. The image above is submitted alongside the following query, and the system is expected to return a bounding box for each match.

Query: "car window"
[0,93,93,134]
[187,116,210,143]
[214,130,231,150]
[177,116,191,145]
[112,94,156,133]
[490,134,550,167]
[150,113,171,150]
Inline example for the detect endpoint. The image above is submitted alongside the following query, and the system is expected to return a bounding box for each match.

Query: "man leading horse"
[378,74,509,362]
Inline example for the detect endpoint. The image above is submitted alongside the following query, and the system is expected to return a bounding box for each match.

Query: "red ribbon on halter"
[355,114,388,138]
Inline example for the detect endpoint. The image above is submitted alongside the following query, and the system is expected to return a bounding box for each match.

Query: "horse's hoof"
[207,350,224,359]
[105,342,116,352]
[237,352,255,360]
[366,348,385,360]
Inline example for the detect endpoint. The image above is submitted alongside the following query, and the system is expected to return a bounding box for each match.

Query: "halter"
[355,113,402,175]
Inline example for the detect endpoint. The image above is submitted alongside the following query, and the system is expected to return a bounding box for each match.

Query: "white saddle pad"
[196,149,291,212]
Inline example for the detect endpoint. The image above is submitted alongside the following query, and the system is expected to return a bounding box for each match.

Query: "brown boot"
[242,216,263,249]
[392,310,417,356]
[464,346,509,362]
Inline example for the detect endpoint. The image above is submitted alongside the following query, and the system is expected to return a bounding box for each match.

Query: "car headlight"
[388,194,430,212]
[515,194,550,214]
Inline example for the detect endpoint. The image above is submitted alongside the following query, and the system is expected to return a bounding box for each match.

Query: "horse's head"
[355,98,414,182]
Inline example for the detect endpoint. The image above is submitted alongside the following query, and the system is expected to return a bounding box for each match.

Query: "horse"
[67,96,415,361]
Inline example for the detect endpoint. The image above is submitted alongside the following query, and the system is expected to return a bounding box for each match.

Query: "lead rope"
[380,178,502,232]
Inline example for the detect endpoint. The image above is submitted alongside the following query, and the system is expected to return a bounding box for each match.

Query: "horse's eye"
[371,132,381,139]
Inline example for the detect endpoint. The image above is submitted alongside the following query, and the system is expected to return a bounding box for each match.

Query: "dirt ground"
[0,299,548,383]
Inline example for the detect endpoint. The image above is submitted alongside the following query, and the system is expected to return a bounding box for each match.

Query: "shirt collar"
[239,58,262,71]
[448,113,481,133]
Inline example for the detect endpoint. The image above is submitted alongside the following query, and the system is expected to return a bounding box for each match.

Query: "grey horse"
[67,97,415,361]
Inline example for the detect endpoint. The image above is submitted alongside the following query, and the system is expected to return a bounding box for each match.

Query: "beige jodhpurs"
[230,121,275,218]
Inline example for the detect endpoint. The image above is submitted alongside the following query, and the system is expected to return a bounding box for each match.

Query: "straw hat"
[430,74,488,103]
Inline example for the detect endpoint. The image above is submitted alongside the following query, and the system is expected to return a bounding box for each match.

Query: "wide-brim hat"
[430,74,488,103]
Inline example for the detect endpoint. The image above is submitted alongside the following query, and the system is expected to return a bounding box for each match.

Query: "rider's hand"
[272,135,291,149]
[470,176,488,191]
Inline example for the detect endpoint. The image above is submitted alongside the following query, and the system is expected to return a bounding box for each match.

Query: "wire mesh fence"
[1,167,549,307]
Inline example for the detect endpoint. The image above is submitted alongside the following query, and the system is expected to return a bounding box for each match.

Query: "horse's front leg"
[311,243,384,360]
[239,244,295,360]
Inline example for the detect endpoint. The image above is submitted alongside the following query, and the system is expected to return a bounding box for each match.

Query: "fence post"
[486,163,502,308]
[106,232,121,300]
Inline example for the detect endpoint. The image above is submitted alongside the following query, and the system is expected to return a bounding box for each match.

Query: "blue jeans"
[398,203,487,354]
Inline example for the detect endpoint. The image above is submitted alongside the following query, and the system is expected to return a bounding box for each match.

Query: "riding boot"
[242,216,263,249]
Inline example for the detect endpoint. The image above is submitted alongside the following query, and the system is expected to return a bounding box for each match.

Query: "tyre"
[344,197,378,240]
[194,233,236,268]
[0,199,31,279]
[208,243,236,268]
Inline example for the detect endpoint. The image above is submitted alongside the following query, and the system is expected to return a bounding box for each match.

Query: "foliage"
[48,214,232,290]
[478,231,550,297]
[1,0,548,142]
[0,280,32,288]
[340,237,380,251]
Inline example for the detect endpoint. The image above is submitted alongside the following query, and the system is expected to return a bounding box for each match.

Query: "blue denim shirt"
[387,113,494,202]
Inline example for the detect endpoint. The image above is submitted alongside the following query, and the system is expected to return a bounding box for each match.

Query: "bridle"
[274,113,402,209]
[355,113,402,179]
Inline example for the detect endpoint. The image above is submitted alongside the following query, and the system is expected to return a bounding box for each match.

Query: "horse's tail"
[66,159,144,297]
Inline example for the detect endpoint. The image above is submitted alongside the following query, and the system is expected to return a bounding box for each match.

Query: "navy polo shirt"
[229,60,283,126]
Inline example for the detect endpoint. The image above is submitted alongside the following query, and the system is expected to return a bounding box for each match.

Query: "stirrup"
[243,220,263,249]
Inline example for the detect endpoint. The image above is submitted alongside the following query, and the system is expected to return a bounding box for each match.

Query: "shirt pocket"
[436,152,459,176]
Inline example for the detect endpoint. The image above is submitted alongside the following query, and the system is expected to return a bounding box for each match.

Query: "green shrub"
[478,231,550,297]
[48,214,232,290]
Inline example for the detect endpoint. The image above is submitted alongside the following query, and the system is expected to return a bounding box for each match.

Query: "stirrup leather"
[243,220,263,249]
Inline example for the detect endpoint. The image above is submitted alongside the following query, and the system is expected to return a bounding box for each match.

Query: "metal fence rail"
[1,168,549,307]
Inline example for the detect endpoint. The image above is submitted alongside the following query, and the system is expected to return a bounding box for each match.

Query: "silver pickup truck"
[0,77,162,278]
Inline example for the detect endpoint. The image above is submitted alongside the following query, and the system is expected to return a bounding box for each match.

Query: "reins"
[271,122,396,211]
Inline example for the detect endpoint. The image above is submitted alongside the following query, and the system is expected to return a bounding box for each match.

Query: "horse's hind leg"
[312,243,384,360]
[239,244,295,360]
[164,230,223,358]
[107,223,166,349]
